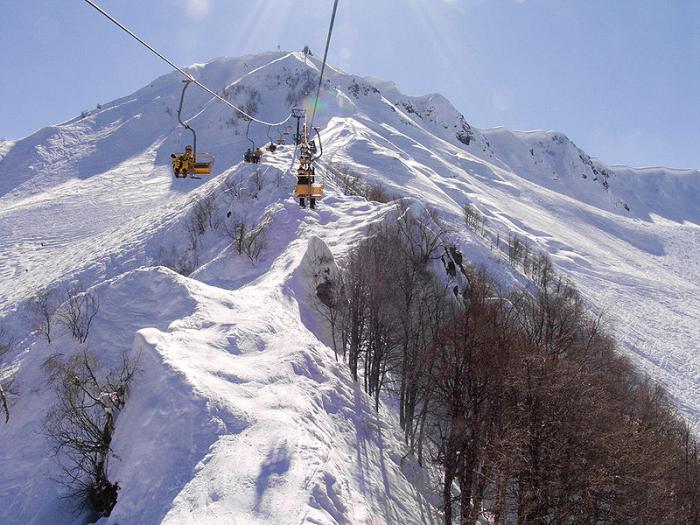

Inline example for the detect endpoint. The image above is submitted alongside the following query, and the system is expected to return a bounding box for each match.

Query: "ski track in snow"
[0,51,698,524]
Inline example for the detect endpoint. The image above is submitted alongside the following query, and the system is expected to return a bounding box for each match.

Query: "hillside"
[0,51,699,524]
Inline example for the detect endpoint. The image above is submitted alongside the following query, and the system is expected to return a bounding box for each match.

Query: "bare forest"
[314,204,700,524]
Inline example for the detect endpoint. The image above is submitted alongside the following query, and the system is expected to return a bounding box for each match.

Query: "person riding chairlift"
[297,165,314,185]
[245,147,262,164]
[244,148,258,163]
[171,145,194,178]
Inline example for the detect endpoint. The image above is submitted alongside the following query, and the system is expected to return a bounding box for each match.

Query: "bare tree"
[307,244,346,362]
[243,90,260,117]
[223,174,245,201]
[365,183,393,203]
[329,164,366,197]
[189,194,217,235]
[250,169,265,199]
[0,324,14,423]
[156,245,196,276]
[29,288,59,343]
[58,284,100,344]
[184,220,201,273]
[44,348,137,517]
[227,218,247,257]
[241,221,268,264]
[463,203,482,231]
[226,213,270,265]
[508,233,524,266]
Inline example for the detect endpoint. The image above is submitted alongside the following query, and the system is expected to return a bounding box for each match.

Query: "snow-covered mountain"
[1,51,698,524]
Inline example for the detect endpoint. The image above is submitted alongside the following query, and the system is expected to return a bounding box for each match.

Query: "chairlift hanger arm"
[176,80,193,130]
[177,80,197,155]
[312,127,323,161]
[245,118,255,150]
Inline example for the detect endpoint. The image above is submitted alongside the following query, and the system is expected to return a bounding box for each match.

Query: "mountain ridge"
[0,51,698,524]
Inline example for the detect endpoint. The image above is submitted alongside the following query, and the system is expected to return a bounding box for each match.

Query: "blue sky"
[1,0,698,168]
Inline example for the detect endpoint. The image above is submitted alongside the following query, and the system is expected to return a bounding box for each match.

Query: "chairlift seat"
[192,153,214,175]
[294,182,324,199]
[193,163,212,175]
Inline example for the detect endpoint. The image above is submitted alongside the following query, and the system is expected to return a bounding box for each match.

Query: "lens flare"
[303,88,332,122]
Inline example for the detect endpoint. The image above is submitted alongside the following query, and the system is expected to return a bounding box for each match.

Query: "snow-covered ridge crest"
[0,159,442,523]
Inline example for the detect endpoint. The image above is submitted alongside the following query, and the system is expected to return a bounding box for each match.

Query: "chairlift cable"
[82,0,292,126]
[309,0,340,130]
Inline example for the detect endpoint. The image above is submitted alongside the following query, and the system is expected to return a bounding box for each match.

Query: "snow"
[0,51,698,524]
[0,140,14,161]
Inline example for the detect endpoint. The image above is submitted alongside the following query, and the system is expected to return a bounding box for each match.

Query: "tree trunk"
[444,461,455,525]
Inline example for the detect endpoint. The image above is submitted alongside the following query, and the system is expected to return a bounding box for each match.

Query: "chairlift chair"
[265,125,277,152]
[294,126,324,208]
[171,79,214,178]
[243,118,262,163]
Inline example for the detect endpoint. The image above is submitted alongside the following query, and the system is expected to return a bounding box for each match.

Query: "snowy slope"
[0,157,443,524]
[1,51,699,524]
